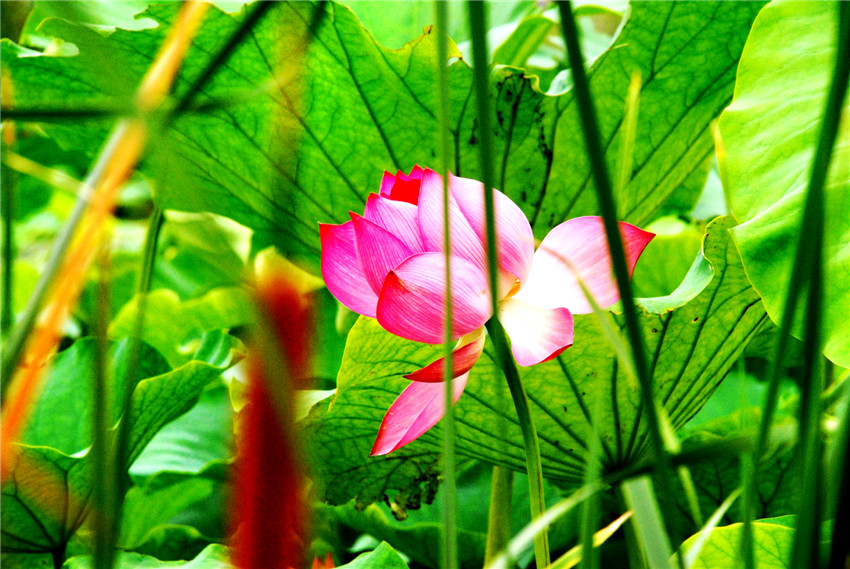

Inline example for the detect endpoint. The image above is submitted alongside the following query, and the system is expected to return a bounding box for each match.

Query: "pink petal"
[449,173,535,284]
[499,298,574,366]
[319,221,379,318]
[404,328,485,383]
[351,213,415,296]
[513,216,654,314]
[363,193,424,254]
[370,372,469,456]
[376,252,492,344]
[416,169,488,270]
[379,166,425,205]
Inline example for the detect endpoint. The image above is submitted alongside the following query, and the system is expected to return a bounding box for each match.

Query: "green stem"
[485,319,550,567]
[97,207,164,569]
[556,0,668,477]
[1,130,16,337]
[580,395,603,569]
[92,248,113,569]
[467,2,548,564]
[485,466,514,566]
[434,2,458,569]
[828,379,850,569]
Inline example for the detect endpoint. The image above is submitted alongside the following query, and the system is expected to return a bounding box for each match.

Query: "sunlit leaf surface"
[718,1,850,367]
[1,2,763,264]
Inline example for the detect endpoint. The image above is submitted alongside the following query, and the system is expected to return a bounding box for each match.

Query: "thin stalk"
[434,3,458,569]
[1,124,17,336]
[739,357,756,569]
[739,450,756,569]
[98,206,164,569]
[828,379,850,569]
[556,0,674,499]
[0,107,133,122]
[467,1,549,565]
[485,466,514,566]
[487,318,550,568]
[114,208,164,464]
[579,394,603,569]
[91,247,113,569]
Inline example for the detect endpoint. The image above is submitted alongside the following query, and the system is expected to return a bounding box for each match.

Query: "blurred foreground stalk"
[232,252,319,569]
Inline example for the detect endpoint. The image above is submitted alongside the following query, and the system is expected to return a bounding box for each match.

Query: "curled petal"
[404,328,485,383]
[449,173,535,284]
[319,222,378,318]
[417,169,487,270]
[370,372,469,456]
[499,298,574,366]
[363,193,424,254]
[376,252,492,344]
[514,216,654,314]
[351,213,414,296]
[379,165,425,205]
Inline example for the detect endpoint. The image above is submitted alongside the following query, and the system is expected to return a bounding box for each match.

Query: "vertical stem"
[556,0,674,496]
[828,380,850,569]
[1,124,17,337]
[97,206,164,569]
[92,246,113,569]
[485,466,514,565]
[467,1,549,564]
[486,320,550,568]
[433,3,458,569]
[580,394,603,569]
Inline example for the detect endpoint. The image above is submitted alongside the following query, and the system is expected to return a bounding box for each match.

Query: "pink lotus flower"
[320,166,654,456]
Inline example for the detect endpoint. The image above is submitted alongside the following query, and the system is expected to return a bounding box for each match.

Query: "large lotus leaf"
[300,216,769,506]
[120,475,216,550]
[681,516,831,569]
[1,337,237,556]
[130,382,233,480]
[21,338,169,456]
[717,1,850,367]
[1,2,762,264]
[62,544,233,569]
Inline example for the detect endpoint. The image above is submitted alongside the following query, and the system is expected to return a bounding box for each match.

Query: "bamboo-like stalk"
[556,0,670,480]
[467,2,550,566]
[1,123,16,336]
[434,3,458,569]
[91,246,114,569]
